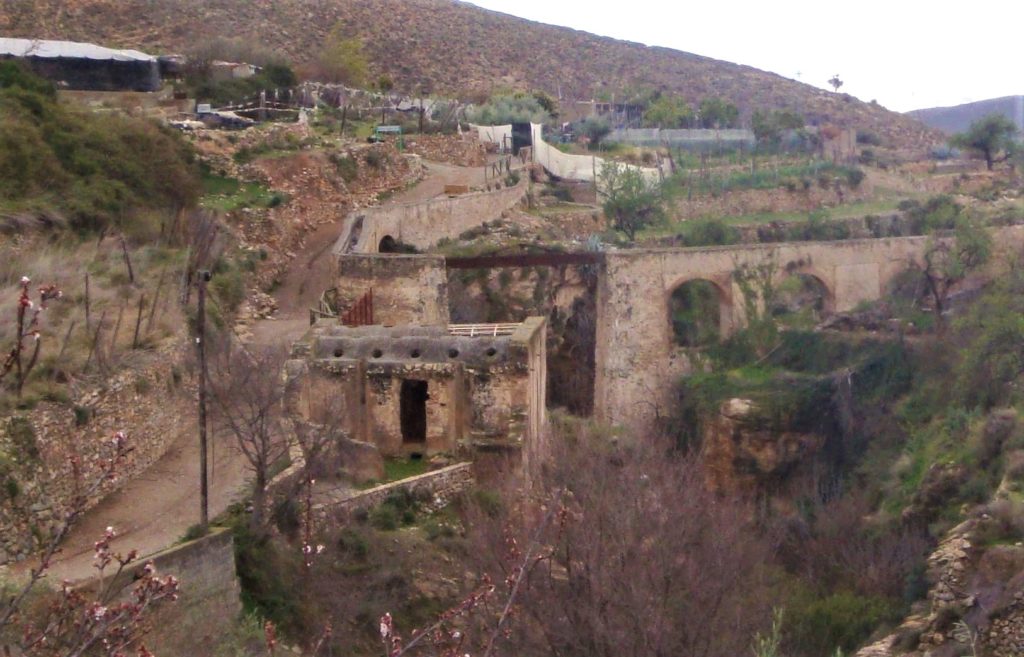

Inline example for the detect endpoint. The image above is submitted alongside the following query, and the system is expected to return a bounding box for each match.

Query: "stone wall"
[335,180,528,255]
[593,226,1024,432]
[335,254,450,326]
[314,462,473,524]
[0,344,193,564]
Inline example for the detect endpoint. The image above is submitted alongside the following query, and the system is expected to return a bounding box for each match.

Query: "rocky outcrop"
[702,398,825,496]
[855,522,1024,657]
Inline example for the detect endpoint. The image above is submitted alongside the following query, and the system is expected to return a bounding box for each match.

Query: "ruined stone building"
[286,248,548,465]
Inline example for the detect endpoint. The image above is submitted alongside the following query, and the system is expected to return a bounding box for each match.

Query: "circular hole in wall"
[411,349,421,359]
[372,349,383,359]
[333,348,344,358]
[448,348,460,358]
[485,347,497,357]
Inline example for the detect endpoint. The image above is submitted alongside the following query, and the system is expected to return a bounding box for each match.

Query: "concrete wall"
[593,227,1024,431]
[314,462,474,524]
[335,181,528,255]
[529,123,662,190]
[78,528,241,657]
[609,128,756,148]
[335,254,449,326]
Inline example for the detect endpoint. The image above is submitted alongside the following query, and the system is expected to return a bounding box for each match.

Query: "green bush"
[0,63,200,234]
[678,218,739,247]
[368,504,399,531]
[786,591,903,656]
[329,153,359,182]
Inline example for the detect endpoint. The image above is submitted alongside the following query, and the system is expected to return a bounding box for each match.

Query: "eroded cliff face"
[702,398,825,497]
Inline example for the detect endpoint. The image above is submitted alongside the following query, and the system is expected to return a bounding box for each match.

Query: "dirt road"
[250,160,487,346]
[30,158,486,582]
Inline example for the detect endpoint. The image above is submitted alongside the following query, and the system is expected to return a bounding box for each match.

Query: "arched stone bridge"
[593,228,1024,431]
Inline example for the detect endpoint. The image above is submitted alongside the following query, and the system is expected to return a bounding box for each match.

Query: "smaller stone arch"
[668,277,732,348]
[771,270,835,327]
[378,235,399,253]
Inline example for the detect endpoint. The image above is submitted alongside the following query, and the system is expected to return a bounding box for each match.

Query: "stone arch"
[771,270,835,326]
[667,277,732,348]
[378,235,399,253]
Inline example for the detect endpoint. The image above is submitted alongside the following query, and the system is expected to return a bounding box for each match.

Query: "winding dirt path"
[29,158,486,583]
[249,160,487,346]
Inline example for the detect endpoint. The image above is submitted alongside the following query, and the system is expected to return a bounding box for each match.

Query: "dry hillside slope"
[908,95,1024,135]
[3,0,938,149]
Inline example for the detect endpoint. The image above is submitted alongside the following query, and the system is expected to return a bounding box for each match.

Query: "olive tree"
[951,114,1020,170]
[599,162,665,241]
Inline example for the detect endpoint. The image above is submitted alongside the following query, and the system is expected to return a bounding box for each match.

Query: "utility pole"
[196,270,211,531]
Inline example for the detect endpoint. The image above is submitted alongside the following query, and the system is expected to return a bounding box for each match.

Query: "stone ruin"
[285,317,548,469]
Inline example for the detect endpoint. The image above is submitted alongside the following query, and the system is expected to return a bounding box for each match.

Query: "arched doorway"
[669,279,726,347]
[770,273,833,328]
[378,235,399,253]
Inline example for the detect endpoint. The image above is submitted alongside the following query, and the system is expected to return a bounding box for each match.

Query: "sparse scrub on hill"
[0,62,200,235]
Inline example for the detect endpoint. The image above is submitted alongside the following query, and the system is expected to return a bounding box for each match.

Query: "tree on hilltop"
[828,74,844,92]
[951,114,1020,170]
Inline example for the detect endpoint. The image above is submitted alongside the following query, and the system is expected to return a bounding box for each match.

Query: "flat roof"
[0,38,155,63]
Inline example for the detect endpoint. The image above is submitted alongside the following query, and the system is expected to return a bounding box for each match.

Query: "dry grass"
[0,235,188,410]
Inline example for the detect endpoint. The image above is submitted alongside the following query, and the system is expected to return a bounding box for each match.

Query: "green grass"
[357,458,432,489]
[383,458,430,482]
[638,197,915,241]
[200,173,287,212]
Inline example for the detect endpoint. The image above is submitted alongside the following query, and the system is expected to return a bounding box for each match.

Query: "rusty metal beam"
[445,252,602,269]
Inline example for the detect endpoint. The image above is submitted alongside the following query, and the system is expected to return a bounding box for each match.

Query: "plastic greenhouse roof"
[0,38,155,62]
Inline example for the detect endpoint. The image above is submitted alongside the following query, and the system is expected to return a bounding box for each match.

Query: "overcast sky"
[466,0,1022,113]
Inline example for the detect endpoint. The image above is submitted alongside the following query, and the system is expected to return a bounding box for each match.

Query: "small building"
[0,38,161,92]
[285,319,547,463]
[209,60,261,82]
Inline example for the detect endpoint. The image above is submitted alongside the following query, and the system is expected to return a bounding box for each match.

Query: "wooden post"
[196,272,210,531]
[120,237,135,284]
[84,273,91,332]
[132,293,145,349]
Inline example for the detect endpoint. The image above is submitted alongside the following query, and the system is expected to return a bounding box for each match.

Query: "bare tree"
[461,425,778,657]
[209,342,291,528]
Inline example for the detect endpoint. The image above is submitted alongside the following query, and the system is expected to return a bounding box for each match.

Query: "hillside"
[908,95,1024,134]
[1,0,940,150]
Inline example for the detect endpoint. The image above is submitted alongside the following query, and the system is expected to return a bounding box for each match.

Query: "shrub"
[786,591,903,656]
[679,218,739,247]
[845,167,866,189]
[364,149,387,169]
[0,65,200,233]
[329,153,359,182]
[368,504,399,531]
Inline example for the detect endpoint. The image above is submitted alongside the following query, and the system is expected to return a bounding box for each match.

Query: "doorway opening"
[400,379,428,444]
